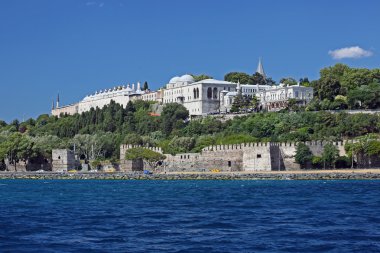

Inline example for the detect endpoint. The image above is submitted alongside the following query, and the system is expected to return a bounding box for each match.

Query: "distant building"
[220,81,273,112]
[51,82,160,117]
[163,74,237,116]
[51,59,313,117]
[257,84,314,111]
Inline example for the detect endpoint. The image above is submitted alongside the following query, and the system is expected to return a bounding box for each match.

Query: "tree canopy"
[124,147,166,170]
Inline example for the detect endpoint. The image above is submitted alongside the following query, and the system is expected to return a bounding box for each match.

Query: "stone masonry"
[120,141,348,172]
[52,149,77,172]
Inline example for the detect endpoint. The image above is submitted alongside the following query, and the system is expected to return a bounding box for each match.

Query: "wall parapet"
[120,144,163,154]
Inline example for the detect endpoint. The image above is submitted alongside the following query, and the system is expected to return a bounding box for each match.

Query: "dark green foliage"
[224,72,269,85]
[143,81,149,91]
[192,74,213,82]
[335,156,351,169]
[322,143,339,169]
[280,77,297,86]
[224,72,251,84]
[2,64,380,164]
[251,73,267,85]
[295,143,312,169]
[124,133,143,145]
[161,103,189,136]
[124,147,166,170]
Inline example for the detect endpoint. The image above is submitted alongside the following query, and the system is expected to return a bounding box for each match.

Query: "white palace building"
[52,60,313,117]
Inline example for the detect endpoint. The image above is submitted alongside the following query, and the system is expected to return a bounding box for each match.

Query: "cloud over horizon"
[329,46,373,59]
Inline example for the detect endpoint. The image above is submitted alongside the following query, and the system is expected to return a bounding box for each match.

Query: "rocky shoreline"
[1,171,380,180]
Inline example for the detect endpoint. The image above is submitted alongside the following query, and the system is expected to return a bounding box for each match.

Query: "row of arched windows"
[193,88,200,99]
[207,87,218,99]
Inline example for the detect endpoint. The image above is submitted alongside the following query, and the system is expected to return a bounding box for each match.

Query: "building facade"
[51,82,159,117]
[51,60,313,117]
[257,84,314,111]
[163,74,237,116]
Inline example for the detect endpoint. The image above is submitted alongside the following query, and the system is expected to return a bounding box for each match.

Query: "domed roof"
[179,74,195,83]
[169,76,180,84]
[125,84,132,92]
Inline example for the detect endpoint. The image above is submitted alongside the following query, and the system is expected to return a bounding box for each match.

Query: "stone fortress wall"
[119,141,348,172]
[51,149,78,172]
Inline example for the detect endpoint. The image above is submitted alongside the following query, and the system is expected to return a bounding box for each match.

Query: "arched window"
[207,87,212,99]
[196,88,200,99]
[193,88,196,99]
[213,87,218,99]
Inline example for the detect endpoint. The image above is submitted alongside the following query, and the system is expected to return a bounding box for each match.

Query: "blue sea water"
[0,180,380,253]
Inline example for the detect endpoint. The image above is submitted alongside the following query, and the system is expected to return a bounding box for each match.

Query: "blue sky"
[0,0,379,122]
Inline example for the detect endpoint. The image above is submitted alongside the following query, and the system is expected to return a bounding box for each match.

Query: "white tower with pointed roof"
[256,57,266,79]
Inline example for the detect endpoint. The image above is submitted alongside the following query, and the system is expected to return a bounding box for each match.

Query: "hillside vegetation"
[1,64,380,167]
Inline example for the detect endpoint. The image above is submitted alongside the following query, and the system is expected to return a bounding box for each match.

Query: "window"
[207,87,212,98]
[213,87,218,99]
[228,161,232,167]
[257,154,262,158]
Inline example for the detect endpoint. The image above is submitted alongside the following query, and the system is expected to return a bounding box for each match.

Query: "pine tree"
[143,81,149,91]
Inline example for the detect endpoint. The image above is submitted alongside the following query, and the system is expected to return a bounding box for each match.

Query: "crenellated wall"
[119,141,350,172]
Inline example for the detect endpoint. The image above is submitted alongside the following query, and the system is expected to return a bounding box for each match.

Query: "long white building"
[51,82,161,116]
[51,59,313,117]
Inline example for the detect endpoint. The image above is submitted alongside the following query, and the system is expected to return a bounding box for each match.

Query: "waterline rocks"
[0,171,380,180]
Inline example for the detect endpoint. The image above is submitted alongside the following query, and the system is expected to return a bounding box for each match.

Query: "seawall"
[1,170,380,180]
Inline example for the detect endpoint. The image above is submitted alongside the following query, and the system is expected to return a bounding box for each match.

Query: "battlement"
[201,141,348,152]
[120,144,163,154]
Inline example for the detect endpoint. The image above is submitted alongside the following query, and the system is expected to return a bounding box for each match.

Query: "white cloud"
[329,46,373,59]
[86,1,104,7]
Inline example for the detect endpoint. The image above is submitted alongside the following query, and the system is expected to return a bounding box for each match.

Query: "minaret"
[137,81,141,92]
[56,94,60,108]
[237,80,242,93]
[256,57,266,79]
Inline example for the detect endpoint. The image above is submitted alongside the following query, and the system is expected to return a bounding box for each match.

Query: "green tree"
[224,72,251,84]
[124,147,166,170]
[192,74,213,82]
[320,63,349,82]
[168,136,195,154]
[161,103,189,136]
[347,82,380,109]
[0,133,32,171]
[251,72,266,85]
[341,68,375,94]
[315,77,341,100]
[321,143,339,169]
[124,133,143,146]
[142,81,149,91]
[295,143,313,169]
[280,77,297,86]
[230,92,244,113]
[299,77,310,86]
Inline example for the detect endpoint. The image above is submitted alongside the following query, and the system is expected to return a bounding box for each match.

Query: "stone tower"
[52,149,77,172]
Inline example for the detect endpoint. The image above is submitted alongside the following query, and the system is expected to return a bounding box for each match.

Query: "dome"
[125,84,132,92]
[179,74,195,83]
[169,76,180,84]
